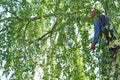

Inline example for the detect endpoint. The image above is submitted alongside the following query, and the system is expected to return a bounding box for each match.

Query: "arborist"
[90,8,120,79]
[90,8,118,51]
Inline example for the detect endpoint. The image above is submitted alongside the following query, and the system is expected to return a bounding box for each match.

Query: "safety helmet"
[91,9,100,17]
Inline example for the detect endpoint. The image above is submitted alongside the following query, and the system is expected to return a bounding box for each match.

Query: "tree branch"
[0,17,12,22]
[0,11,23,23]
[0,11,80,23]
[29,21,58,44]
[28,11,81,21]
[0,17,23,33]
[7,11,23,20]
[0,11,79,39]
[23,21,30,40]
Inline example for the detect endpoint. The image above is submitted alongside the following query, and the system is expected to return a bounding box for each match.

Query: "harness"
[99,15,120,53]
[99,15,115,45]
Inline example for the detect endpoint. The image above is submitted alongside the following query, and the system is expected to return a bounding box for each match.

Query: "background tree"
[0,0,120,80]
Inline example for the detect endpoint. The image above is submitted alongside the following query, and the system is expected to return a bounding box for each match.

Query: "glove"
[91,43,96,50]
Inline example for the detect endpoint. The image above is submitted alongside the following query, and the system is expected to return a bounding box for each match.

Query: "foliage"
[0,0,120,80]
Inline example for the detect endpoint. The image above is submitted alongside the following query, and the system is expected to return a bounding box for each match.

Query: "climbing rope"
[98,36,101,80]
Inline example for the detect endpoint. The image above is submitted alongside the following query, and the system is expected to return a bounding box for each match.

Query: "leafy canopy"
[0,0,120,80]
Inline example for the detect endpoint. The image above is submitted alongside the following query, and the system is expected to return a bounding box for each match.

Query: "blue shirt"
[93,15,110,44]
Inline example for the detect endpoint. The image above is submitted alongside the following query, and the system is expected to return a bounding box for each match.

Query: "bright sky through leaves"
[0,0,120,80]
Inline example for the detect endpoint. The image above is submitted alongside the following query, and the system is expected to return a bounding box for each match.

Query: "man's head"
[91,9,101,18]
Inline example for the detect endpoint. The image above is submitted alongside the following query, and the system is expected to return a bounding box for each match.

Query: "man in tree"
[90,8,120,79]
[90,8,120,54]
[90,8,119,49]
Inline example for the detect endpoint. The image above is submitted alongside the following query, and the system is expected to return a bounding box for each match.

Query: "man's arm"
[91,21,100,50]
[93,21,100,44]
